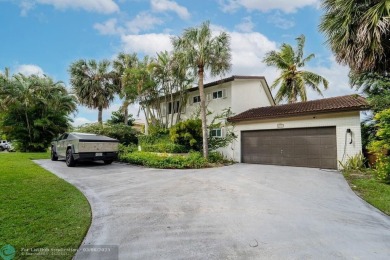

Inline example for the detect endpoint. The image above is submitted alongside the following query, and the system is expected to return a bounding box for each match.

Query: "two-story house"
[156,75,369,170]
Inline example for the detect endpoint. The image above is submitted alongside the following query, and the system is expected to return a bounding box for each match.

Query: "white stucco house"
[158,75,369,169]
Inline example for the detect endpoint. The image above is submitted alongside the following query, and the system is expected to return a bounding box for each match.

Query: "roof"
[227,95,369,122]
[187,75,266,92]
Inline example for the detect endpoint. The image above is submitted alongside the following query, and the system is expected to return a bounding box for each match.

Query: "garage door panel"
[241,127,337,169]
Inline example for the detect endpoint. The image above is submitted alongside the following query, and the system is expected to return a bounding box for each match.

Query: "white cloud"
[151,0,190,19]
[94,12,163,35]
[235,16,254,32]
[306,58,356,99]
[20,1,35,16]
[94,18,124,35]
[267,11,295,29]
[219,0,319,13]
[121,33,173,56]
[125,12,163,34]
[21,0,119,15]
[14,64,45,76]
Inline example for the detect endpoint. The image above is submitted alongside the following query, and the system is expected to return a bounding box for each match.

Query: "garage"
[226,95,370,170]
[241,127,337,169]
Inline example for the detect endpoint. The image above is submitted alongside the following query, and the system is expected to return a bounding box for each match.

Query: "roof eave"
[227,106,370,123]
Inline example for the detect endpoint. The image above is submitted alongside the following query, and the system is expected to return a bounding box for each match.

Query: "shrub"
[368,108,390,182]
[76,123,138,145]
[339,153,366,173]
[170,119,203,151]
[120,151,208,169]
[141,143,187,153]
[118,143,138,159]
[207,151,226,163]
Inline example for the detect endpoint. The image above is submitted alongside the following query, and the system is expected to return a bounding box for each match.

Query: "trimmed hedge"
[141,143,187,153]
[119,151,209,169]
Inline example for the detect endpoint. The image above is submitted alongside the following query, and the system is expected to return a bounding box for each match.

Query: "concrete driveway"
[35,160,390,260]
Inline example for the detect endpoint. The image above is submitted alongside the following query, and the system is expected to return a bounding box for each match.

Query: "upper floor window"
[213,90,223,99]
[206,89,227,101]
[193,95,201,104]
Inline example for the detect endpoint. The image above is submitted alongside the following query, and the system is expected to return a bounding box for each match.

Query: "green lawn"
[0,152,91,259]
[344,171,390,215]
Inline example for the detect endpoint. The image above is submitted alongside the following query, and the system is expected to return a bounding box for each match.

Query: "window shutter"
[189,96,193,105]
[222,89,227,98]
[221,127,226,137]
[181,102,186,113]
[206,93,212,101]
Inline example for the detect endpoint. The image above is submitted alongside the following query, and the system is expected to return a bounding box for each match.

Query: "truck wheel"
[104,160,113,165]
[0,146,4,151]
[66,148,76,167]
[51,148,58,161]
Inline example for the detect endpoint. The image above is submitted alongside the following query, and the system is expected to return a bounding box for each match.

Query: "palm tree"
[69,59,117,124]
[263,35,329,104]
[172,21,231,158]
[319,0,390,74]
[113,52,138,125]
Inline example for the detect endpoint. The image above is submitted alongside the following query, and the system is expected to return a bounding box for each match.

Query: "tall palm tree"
[172,21,231,158]
[69,59,117,124]
[113,52,138,125]
[263,35,329,104]
[319,0,390,74]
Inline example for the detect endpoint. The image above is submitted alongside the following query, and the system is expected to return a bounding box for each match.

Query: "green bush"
[120,151,208,169]
[141,143,187,153]
[118,143,138,158]
[170,118,203,151]
[369,109,390,182]
[339,153,366,173]
[76,123,138,145]
[207,151,226,163]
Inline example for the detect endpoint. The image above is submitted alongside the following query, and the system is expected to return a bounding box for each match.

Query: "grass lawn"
[0,152,91,259]
[344,170,390,215]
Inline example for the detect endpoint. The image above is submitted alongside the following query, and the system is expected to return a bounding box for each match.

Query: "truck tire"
[104,160,113,165]
[51,147,58,161]
[66,148,76,167]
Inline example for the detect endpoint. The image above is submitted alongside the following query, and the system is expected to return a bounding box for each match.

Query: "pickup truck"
[51,132,119,167]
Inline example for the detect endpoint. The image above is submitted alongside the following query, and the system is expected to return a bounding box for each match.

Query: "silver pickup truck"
[51,132,119,167]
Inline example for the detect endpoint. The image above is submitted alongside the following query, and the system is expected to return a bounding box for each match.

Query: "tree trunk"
[98,106,103,124]
[123,101,129,126]
[198,67,208,158]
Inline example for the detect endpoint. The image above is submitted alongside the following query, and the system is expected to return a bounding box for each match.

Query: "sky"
[0,0,358,126]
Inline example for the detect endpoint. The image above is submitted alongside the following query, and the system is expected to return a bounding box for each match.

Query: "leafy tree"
[122,56,158,133]
[69,59,118,124]
[263,35,329,103]
[319,0,390,74]
[369,108,390,182]
[107,109,135,126]
[350,72,390,113]
[113,52,139,125]
[172,21,232,158]
[0,74,76,151]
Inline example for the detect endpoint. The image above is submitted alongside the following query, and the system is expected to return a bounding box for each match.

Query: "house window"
[168,101,180,114]
[213,90,223,99]
[193,95,201,104]
[210,128,222,138]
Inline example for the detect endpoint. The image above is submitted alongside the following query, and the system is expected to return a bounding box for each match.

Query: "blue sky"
[0,0,357,125]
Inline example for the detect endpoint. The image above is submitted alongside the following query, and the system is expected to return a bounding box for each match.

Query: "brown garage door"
[241,127,337,169]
